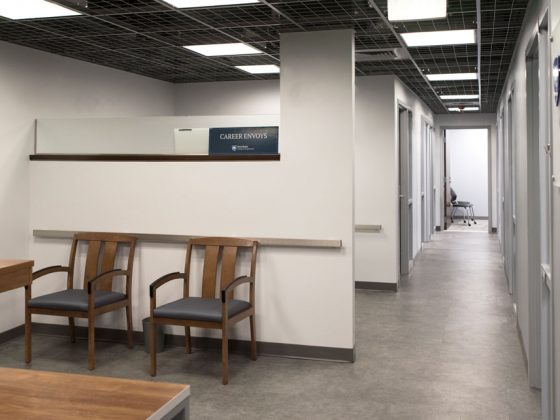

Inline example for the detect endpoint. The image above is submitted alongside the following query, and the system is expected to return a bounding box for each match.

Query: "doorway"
[443,128,490,232]
[421,120,434,243]
[399,106,413,275]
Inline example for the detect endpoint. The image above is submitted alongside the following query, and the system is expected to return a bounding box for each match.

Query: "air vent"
[355,48,409,62]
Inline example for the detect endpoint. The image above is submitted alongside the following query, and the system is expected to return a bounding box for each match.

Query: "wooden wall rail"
[29,154,280,162]
[33,230,342,249]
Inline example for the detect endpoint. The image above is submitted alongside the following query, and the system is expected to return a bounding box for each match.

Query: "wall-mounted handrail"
[354,224,382,233]
[33,230,342,249]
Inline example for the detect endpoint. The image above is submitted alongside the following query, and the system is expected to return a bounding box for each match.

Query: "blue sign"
[209,127,278,155]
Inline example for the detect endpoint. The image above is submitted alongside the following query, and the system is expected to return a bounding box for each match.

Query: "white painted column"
[280,29,355,350]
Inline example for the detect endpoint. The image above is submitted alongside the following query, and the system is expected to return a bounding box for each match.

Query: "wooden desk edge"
[148,385,191,420]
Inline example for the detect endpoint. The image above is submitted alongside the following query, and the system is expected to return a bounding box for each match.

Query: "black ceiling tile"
[0,0,531,113]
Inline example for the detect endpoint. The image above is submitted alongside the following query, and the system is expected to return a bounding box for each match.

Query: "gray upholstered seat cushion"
[154,297,251,322]
[28,289,126,311]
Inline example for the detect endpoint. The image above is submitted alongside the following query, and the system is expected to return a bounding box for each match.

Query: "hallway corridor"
[358,230,541,418]
[0,231,541,419]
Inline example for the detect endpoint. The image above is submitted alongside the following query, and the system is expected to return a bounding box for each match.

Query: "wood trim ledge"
[30,153,281,162]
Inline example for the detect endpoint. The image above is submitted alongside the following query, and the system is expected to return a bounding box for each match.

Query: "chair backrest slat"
[98,241,118,291]
[220,246,238,301]
[201,245,220,298]
[83,240,102,289]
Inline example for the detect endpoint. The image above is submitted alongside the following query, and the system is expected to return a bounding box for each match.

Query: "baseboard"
[0,324,24,345]
[355,281,397,292]
[24,322,355,363]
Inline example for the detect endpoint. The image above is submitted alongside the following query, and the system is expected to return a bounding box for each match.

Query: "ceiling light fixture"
[440,94,479,100]
[448,107,480,112]
[388,0,446,21]
[235,65,280,74]
[427,72,478,81]
[162,0,259,7]
[0,0,81,19]
[401,29,476,47]
[184,43,262,56]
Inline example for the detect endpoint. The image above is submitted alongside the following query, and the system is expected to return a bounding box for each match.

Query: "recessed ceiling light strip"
[367,1,448,112]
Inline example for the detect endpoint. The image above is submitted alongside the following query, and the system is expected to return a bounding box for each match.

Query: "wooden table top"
[0,368,190,419]
[0,259,33,273]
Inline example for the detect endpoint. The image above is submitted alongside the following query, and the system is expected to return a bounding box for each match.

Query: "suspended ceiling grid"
[0,0,529,113]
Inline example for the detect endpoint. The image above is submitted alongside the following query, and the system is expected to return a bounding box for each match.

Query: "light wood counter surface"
[0,259,33,294]
[0,367,190,419]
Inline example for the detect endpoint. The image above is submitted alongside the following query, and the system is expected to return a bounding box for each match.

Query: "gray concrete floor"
[0,231,541,419]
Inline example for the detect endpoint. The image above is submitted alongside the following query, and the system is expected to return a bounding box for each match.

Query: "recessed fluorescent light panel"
[448,107,480,112]
[0,0,81,19]
[185,43,262,56]
[427,73,478,81]
[440,94,479,100]
[236,65,280,74]
[162,0,259,7]
[388,0,446,21]
[401,29,476,47]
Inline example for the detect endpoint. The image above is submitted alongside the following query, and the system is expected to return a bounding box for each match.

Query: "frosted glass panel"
[35,115,279,155]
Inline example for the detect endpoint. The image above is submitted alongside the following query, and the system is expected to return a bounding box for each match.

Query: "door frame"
[438,125,493,233]
[398,102,414,275]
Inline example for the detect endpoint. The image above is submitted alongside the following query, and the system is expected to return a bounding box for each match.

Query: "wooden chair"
[25,232,137,370]
[149,237,258,384]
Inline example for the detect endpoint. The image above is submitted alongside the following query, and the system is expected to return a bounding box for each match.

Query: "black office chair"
[450,188,476,226]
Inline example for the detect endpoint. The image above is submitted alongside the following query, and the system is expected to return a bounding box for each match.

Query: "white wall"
[495,0,552,395]
[549,1,560,415]
[394,79,434,259]
[0,41,174,334]
[447,129,489,217]
[175,80,280,115]
[28,30,356,351]
[434,113,497,228]
[354,76,398,284]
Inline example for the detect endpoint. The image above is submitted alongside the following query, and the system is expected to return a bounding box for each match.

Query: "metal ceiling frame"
[0,0,529,114]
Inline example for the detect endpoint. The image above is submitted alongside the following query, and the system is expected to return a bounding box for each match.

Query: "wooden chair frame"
[25,232,137,370]
[149,237,258,384]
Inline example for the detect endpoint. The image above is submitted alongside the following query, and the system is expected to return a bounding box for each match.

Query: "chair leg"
[69,317,76,343]
[184,327,191,354]
[150,318,157,376]
[87,314,95,370]
[222,327,229,385]
[250,315,257,361]
[126,305,134,349]
[25,308,31,363]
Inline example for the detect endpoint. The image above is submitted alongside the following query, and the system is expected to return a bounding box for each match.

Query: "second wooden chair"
[149,237,258,384]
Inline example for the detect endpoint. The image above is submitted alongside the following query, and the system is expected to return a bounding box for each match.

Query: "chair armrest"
[87,269,128,294]
[32,265,70,281]
[221,276,254,303]
[149,272,185,298]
